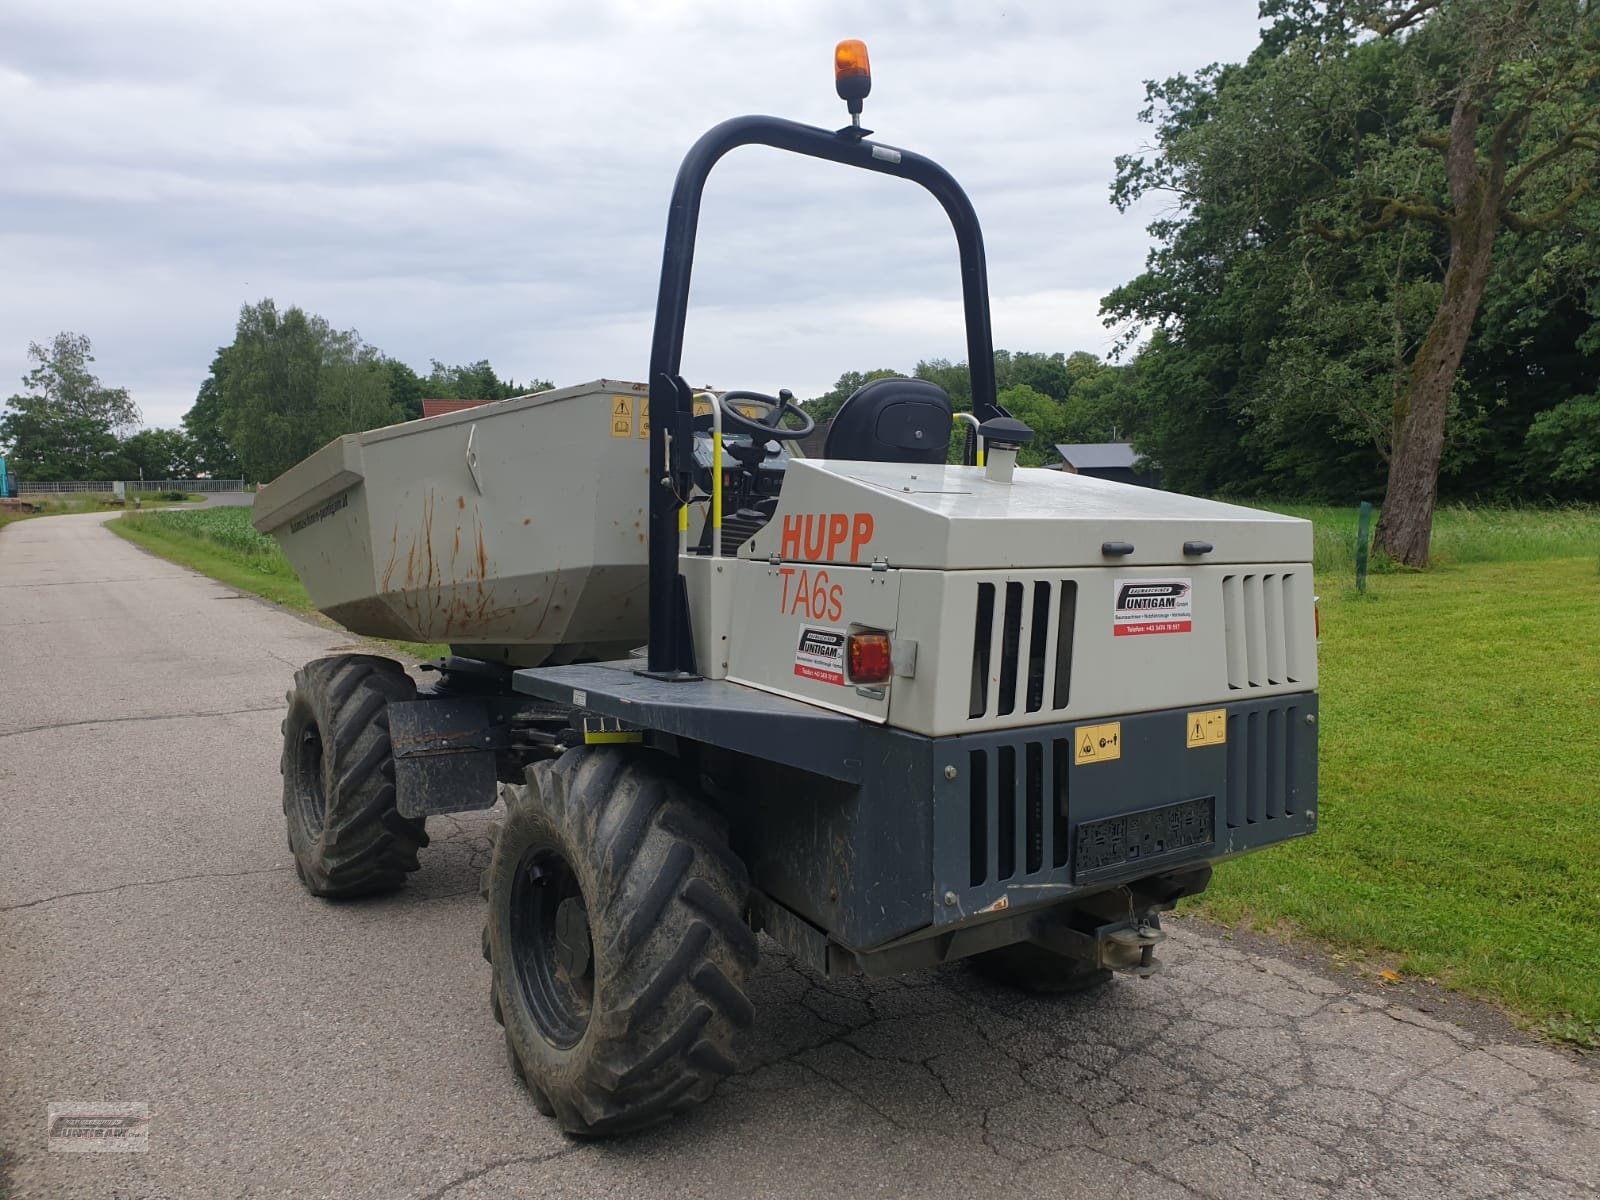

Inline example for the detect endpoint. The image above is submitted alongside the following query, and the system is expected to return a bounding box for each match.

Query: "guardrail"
[16,479,246,495]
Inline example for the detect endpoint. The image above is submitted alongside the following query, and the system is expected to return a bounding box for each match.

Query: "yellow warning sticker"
[582,715,643,744]
[1186,708,1227,749]
[610,395,633,438]
[693,396,714,417]
[1075,722,1122,765]
[636,395,650,439]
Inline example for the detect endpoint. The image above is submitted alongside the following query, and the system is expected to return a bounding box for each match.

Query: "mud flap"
[389,698,504,818]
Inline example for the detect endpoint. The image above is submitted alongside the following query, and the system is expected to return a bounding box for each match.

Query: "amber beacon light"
[834,39,872,119]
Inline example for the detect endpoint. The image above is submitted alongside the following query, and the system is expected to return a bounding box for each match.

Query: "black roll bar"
[644,115,1001,677]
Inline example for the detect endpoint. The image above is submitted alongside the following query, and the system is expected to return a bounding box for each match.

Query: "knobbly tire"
[485,747,758,1136]
[282,654,429,897]
[968,943,1113,995]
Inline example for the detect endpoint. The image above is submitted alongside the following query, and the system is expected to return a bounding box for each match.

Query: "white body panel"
[740,460,1312,570]
[707,459,1317,735]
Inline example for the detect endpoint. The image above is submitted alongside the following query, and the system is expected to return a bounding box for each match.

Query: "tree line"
[804,352,1141,468]
[185,299,549,482]
[1,303,549,484]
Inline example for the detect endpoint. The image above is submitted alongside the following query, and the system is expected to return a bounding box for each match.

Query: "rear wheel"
[968,943,1113,994]
[282,654,428,897]
[485,748,757,1135]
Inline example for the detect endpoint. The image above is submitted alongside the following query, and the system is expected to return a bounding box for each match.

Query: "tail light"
[846,629,892,684]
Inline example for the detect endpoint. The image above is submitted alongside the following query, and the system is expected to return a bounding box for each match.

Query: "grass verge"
[1194,555,1600,1046]
[110,507,445,660]
[1240,500,1600,579]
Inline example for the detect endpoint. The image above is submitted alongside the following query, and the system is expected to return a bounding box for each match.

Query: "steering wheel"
[706,389,816,442]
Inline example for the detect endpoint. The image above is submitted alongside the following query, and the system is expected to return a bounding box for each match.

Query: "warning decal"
[609,394,633,438]
[794,626,847,686]
[1074,721,1122,765]
[1113,578,1193,637]
[1186,708,1227,749]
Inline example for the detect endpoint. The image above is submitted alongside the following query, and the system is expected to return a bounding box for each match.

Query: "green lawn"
[1199,553,1600,1045]
[109,502,1600,1042]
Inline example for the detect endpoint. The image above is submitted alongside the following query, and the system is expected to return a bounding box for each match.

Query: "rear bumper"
[511,661,1317,956]
[929,692,1317,930]
[741,692,1318,953]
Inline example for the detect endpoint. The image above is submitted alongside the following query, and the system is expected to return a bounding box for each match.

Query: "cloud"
[0,1,1264,429]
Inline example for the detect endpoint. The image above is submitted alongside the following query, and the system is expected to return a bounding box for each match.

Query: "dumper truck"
[253,41,1319,1136]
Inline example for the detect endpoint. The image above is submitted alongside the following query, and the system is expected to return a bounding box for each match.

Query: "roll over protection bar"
[644,115,1001,677]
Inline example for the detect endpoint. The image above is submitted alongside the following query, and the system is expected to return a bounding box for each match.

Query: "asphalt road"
[2,512,1596,1200]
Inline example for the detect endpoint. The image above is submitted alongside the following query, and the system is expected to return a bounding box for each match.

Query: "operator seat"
[821,377,953,464]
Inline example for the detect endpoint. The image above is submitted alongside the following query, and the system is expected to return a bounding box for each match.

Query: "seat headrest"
[821,377,953,464]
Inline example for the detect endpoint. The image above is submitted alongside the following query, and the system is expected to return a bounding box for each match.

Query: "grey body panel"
[252,380,655,665]
[513,661,866,782]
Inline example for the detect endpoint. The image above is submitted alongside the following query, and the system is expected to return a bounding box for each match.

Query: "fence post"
[1356,500,1373,593]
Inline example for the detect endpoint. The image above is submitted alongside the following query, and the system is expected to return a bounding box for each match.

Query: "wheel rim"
[508,845,594,1048]
[294,725,327,838]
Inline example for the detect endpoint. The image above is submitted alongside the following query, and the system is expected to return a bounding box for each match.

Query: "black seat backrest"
[821,377,953,464]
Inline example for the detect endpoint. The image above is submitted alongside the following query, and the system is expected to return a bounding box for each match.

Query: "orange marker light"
[834,39,872,110]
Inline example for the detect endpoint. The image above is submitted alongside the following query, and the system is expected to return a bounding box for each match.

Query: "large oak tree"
[1107,0,1600,563]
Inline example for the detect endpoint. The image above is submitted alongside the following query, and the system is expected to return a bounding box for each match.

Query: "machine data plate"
[1074,796,1215,881]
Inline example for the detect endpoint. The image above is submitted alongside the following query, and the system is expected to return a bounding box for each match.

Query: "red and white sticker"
[794,626,846,685]
[1114,578,1193,637]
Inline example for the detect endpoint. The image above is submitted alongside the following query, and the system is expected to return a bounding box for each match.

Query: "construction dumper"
[254,40,1318,1137]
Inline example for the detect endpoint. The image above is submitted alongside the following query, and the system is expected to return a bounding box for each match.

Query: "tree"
[184,305,557,482]
[182,353,246,479]
[802,368,903,422]
[1313,0,1600,563]
[1524,391,1600,493]
[1108,0,1600,561]
[422,359,552,402]
[802,354,1152,466]
[994,384,1066,465]
[120,428,195,481]
[0,333,141,480]
[213,300,403,483]
[382,358,426,421]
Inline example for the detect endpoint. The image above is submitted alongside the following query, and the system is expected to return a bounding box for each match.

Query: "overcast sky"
[1,1,1268,430]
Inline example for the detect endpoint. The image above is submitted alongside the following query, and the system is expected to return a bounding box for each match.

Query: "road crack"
[0,705,282,740]
[415,1144,585,1200]
[1,866,292,912]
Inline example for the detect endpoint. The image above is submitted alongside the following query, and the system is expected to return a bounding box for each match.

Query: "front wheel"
[485,748,758,1136]
[281,654,428,897]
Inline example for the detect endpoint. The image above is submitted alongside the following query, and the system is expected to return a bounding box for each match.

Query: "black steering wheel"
[707,389,816,442]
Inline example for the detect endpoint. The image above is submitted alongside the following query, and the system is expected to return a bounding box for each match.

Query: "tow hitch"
[1028,911,1169,978]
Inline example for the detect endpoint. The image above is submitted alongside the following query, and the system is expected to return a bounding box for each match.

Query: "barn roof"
[420,398,496,419]
[1054,441,1140,470]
